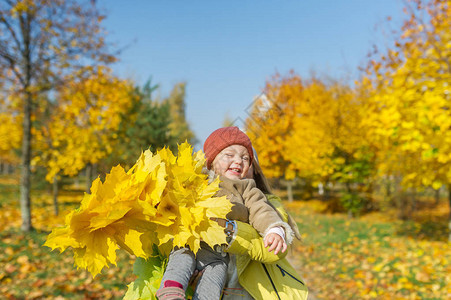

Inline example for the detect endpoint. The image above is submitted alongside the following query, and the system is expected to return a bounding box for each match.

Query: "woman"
[204,127,308,300]
[157,127,291,300]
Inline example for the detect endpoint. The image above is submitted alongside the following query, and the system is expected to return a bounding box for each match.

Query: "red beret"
[203,127,254,169]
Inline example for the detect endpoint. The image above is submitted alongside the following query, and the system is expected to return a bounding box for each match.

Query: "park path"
[287,246,318,300]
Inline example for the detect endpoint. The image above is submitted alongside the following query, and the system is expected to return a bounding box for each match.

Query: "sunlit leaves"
[164,82,196,145]
[358,0,451,190]
[247,1,451,220]
[246,73,370,189]
[32,67,135,182]
[0,0,119,231]
[0,113,22,164]
[45,143,232,277]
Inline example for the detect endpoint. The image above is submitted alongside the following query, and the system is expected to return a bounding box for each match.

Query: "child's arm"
[239,179,295,245]
[264,227,287,255]
[226,220,288,263]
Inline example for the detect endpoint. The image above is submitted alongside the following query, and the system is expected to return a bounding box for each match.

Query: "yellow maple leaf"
[43,225,80,252]
[45,142,232,277]
[73,234,119,278]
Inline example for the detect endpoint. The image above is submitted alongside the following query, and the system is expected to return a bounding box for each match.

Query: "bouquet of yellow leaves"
[45,142,232,278]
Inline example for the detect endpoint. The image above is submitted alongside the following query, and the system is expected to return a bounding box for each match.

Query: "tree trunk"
[323,179,331,201]
[1,162,9,175]
[20,90,33,232]
[53,176,59,216]
[346,182,354,218]
[85,163,97,194]
[318,182,324,197]
[385,176,392,202]
[393,175,410,220]
[286,180,293,203]
[410,189,417,218]
[74,174,80,189]
[19,11,34,232]
[435,188,440,206]
[86,163,92,194]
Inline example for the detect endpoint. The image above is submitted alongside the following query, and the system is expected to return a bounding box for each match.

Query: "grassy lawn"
[1,175,450,299]
[286,200,451,299]
[0,176,135,299]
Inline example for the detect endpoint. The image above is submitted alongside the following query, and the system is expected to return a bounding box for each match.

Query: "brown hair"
[250,156,272,194]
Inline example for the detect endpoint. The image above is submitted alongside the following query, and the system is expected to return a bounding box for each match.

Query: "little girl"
[156,127,294,300]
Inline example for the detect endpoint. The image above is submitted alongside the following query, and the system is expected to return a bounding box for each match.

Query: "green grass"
[2,177,450,299]
[0,176,136,299]
[287,202,451,299]
[0,227,136,299]
[299,212,393,245]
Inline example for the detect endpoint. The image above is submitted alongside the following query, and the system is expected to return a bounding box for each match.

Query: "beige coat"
[216,176,294,244]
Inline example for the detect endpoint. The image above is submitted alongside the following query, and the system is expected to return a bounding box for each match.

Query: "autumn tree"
[246,73,303,181]
[0,92,21,170]
[311,80,374,215]
[247,72,372,213]
[109,79,175,169]
[358,0,451,225]
[32,67,134,213]
[0,112,21,170]
[246,73,335,202]
[0,0,116,231]
[164,82,196,146]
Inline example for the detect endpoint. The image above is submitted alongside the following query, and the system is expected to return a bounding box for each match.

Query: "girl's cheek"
[214,161,227,176]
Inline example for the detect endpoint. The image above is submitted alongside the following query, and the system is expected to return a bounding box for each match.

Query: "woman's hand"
[264,233,287,255]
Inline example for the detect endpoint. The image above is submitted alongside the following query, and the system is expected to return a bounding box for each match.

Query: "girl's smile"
[212,145,251,180]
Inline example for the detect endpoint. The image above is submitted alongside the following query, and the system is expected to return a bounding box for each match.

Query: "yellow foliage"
[44,142,232,277]
[246,73,366,181]
[358,0,451,189]
[33,67,135,181]
[0,113,21,163]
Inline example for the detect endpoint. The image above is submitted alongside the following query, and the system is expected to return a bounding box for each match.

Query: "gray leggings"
[160,243,229,300]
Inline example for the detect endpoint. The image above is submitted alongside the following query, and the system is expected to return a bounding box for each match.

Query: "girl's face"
[212,145,251,180]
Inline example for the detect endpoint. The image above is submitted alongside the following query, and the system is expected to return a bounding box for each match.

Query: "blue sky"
[102,1,405,148]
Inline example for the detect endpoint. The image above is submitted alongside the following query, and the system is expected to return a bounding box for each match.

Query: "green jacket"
[225,196,308,300]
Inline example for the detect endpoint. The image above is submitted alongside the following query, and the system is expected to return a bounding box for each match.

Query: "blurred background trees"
[0,0,449,240]
[245,0,451,239]
[0,0,195,231]
[0,0,118,231]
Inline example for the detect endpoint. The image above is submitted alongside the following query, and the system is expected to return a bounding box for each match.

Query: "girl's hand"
[264,233,287,255]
